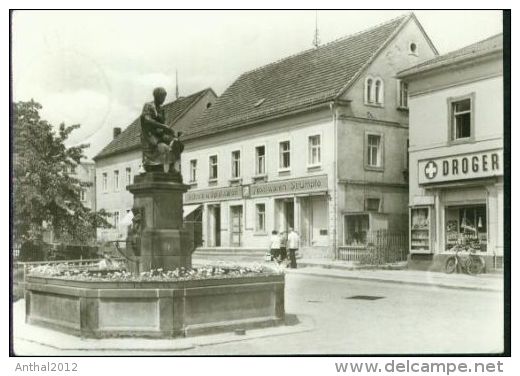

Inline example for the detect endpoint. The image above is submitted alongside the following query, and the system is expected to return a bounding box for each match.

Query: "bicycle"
[445,243,485,275]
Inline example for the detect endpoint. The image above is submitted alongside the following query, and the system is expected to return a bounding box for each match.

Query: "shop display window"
[445,205,487,252]
[410,207,432,253]
[344,214,369,245]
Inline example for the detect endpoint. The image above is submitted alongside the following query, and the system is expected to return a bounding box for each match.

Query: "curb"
[286,269,503,292]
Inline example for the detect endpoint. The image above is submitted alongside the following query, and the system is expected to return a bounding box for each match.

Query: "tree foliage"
[13,100,111,252]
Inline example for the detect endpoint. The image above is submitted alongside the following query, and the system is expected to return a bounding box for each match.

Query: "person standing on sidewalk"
[279,230,288,263]
[269,230,280,262]
[287,228,300,269]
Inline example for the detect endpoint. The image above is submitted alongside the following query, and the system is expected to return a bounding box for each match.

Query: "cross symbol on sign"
[425,161,438,179]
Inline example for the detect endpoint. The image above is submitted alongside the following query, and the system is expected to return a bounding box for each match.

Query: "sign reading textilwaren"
[418,149,503,185]
[185,186,242,204]
[250,175,328,197]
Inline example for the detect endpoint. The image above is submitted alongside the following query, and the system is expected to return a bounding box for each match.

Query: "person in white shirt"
[269,230,280,262]
[287,228,300,269]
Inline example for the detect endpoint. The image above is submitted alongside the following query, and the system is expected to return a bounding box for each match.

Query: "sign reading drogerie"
[418,149,503,185]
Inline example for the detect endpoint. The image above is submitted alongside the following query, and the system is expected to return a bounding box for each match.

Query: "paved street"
[13,271,504,356]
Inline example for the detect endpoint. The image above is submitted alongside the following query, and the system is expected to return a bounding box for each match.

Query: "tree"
[13,100,111,260]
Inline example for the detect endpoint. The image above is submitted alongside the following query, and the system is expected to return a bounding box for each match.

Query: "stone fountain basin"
[25,274,285,338]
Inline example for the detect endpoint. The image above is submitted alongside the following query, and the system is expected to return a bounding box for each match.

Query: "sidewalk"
[194,257,504,292]
[12,299,314,354]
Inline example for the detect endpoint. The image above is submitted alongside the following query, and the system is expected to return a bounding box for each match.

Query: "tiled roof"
[94,88,213,160]
[398,33,503,78]
[184,14,411,140]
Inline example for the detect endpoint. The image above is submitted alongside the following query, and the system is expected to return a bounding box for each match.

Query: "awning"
[183,204,202,218]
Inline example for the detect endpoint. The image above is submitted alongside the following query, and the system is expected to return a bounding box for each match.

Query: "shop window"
[445,205,487,252]
[209,155,218,180]
[365,198,381,212]
[449,95,474,142]
[255,203,266,232]
[279,141,291,170]
[102,172,108,192]
[126,167,132,186]
[344,214,369,245]
[255,145,265,175]
[231,150,241,179]
[189,159,197,182]
[366,133,383,169]
[308,135,321,166]
[114,170,119,191]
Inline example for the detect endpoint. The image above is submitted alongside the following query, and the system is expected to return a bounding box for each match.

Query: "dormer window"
[365,76,384,106]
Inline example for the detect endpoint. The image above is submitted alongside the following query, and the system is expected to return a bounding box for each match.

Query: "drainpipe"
[330,101,338,260]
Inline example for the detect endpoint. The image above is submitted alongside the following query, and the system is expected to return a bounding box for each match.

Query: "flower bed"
[28,262,283,281]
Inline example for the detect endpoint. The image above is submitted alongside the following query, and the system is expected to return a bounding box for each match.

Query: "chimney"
[113,127,122,139]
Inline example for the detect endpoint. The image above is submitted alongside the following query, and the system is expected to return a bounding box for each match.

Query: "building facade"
[94,88,217,242]
[398,34,503,270]
[182,14,438,258]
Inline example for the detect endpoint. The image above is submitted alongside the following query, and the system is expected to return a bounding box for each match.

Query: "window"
[255,203,266,232]
[375,79,384,104]
[365,77,373,103]
[80,189,86,202]
[255,146,266,175]
[279,141,290,169]
[102,173,108,192]
[365,77,383,105]
[114,170,119,191]
[113,211,120,228]
[190,159,197,182]
[366,134,382,168]
[398,80,408,108]
[445,205,487,252]
[344,214,369,245]
[308,135,321,166]
[231,150,241,179]
[409,42,418,55]
[70,165,77,175]
[209,155,218,180]
[365,198,381,212]
[450,97,472,141]
[126,167,132,186]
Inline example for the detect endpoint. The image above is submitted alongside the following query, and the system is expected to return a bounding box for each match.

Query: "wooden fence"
[337,230,409,264]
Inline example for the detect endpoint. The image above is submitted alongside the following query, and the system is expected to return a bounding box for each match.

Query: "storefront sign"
[185,186,242,204]
[250,175,328,197]
[418,149,503,185]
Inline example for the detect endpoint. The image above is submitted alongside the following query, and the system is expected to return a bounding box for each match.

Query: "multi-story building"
[181,14,438,259]
[398,34,503,270]
[93,88,217,242]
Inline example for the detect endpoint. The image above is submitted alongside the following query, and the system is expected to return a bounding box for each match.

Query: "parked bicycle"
[445,242,485,275]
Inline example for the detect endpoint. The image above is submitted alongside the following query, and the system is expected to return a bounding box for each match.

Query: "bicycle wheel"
[467,257,485,275]
[445,257,458,274]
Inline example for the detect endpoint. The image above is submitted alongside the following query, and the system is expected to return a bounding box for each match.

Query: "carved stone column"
[127,172,193,271]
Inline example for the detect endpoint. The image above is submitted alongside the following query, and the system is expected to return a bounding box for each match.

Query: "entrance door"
[284,200,294,230]
[230,206,243,246]
[208,205,221,247]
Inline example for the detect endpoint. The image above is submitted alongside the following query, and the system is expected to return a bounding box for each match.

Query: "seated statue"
[140,87,184,176]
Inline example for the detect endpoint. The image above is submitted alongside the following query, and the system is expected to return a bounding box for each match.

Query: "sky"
[12,10,503,160]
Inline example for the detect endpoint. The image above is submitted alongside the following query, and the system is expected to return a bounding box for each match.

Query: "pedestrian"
[279,230,288,263]
[269,230,280,262]
[287,228,300,269]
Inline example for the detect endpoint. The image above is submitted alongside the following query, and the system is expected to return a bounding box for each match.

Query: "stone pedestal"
[127,172,193,271]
